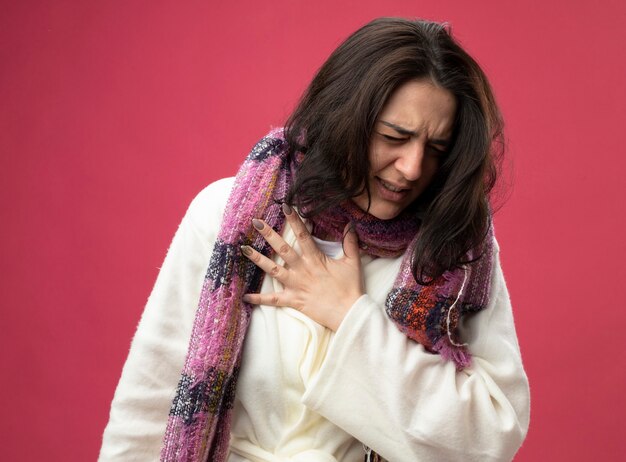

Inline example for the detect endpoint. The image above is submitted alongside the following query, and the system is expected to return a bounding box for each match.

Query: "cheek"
[423,158,440,178]
[368,144,394,175]
[366,145,379,174]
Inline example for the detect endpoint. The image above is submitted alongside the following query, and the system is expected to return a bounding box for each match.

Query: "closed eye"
[427,145,448,157]
[381,133,407,142]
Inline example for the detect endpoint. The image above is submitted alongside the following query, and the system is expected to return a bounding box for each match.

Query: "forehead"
[378,79,456,137]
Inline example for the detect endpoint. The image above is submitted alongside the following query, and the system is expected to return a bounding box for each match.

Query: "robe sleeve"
[98,177,234,461]
[302,243,530,462]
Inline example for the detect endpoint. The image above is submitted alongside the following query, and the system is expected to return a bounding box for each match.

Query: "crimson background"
[1,0,625,460]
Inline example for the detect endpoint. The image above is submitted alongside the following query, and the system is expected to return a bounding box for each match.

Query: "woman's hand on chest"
[241,204,364,331]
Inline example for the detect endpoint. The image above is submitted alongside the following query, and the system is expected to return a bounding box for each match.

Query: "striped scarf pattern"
[161,128,494,461]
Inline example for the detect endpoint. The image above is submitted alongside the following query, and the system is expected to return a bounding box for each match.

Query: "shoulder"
[184,177,235,238]
[492,234,501,254]
[189,177,235,212]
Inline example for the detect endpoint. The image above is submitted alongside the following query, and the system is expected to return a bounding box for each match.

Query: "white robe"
[99,177,530,462]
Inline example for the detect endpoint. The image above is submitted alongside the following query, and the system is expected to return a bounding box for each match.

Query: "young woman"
[100,17,530,462]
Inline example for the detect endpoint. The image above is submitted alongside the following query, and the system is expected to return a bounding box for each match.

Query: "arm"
[99,178,234,461]
[302,244,530,462]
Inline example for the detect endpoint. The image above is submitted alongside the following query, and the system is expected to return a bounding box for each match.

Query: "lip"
[374,177,410,202]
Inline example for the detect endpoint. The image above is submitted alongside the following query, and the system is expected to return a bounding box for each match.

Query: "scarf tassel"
[432,336,472,370]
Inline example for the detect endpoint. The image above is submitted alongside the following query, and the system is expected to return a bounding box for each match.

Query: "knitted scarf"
[161,128,494,461]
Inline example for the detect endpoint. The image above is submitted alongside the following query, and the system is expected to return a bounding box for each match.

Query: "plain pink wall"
[1,0,624,460]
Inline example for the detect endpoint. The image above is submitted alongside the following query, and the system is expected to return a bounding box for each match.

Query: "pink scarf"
[161,128,494,461]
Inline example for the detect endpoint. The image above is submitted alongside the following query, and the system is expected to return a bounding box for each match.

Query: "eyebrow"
[380,120,451,147]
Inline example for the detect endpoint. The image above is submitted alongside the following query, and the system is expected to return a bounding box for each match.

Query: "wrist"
[327,292,363,331]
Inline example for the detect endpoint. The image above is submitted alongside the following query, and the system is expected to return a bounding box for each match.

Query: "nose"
[395,141,424,181]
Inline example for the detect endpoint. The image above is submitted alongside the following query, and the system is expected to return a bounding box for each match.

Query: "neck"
[308,199,420,259]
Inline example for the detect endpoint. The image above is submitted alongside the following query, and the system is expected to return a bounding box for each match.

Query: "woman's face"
[352,79,457,220]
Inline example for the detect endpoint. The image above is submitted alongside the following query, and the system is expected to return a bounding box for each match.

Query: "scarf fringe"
[433,337,472,370]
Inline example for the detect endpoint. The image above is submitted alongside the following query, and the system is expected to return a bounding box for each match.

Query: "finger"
[282,203,319,256]
[240,245,288,282]
[342,222,360,261]
[242,291,293,308]
[251,218,299,265]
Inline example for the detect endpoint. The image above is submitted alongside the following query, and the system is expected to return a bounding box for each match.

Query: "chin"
[367,205,405,221]
[352,193,412,220]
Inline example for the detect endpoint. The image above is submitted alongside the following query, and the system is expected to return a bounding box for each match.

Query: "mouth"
[378,178,407,192]
[374,177,411,201]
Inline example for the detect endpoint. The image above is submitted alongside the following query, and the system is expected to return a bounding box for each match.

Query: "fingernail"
[348,222,356,233]
[240,245,253,256]
[242,294,252,303]
[282,203,292,215]
[252,219,264,230]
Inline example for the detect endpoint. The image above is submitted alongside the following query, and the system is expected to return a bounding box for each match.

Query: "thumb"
[342,222,360,260]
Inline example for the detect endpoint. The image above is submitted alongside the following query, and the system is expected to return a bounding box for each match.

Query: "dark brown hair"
[285,17,504,283]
